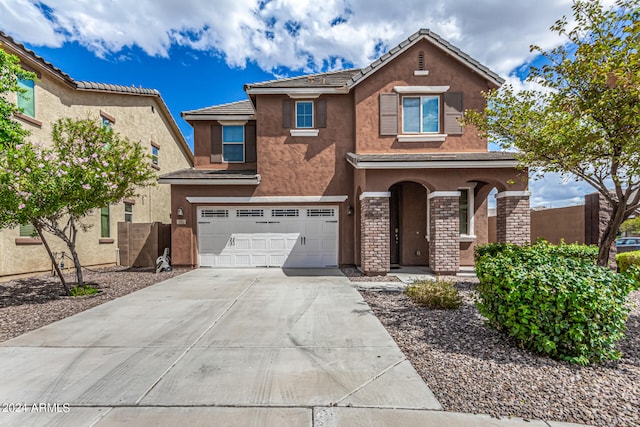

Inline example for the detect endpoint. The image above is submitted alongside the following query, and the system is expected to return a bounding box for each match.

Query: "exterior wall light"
[177,207,184,217]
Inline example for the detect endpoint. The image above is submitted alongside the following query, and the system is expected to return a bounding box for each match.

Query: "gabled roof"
[181,99,256,121]
[245,69,359,91]
[0,31,193,163]
[243,28,503,95]
[347,29,504,88]
[182,100,255,116]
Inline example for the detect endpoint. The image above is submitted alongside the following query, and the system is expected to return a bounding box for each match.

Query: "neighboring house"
[0,32,193,279]
[160,29,530,275]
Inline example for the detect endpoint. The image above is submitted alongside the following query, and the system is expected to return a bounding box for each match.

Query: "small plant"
[406,279,462,310]
[69,284,99,297]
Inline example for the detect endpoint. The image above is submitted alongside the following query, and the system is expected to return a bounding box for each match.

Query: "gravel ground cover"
[0,266,189,342]
[361,277,640,427]
[340,266,402,282]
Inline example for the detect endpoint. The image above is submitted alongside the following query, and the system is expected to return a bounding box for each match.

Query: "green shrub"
[475,242,636,365]
[69,284,99,297]
[616,250,640,283]
[406,279,462,309]
[474,240,598,263]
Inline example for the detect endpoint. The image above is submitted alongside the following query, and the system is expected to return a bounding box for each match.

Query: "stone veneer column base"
[360,193,390,275]
[496,191,531,245]
[428,192,460,275]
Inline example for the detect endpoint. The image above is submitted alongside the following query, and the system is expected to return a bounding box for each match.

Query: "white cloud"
[0,0,597,75]
[0,0,619,208]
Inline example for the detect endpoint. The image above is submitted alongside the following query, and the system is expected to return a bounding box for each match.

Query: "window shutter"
[245,123,257,162]
[379,93,398,135]
[316,98,327,128]
[282,99,293,128]
[444,92,464,135]
[210,124,222,163]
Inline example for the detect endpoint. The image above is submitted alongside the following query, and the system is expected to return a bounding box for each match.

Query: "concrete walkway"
[0,269,586,426]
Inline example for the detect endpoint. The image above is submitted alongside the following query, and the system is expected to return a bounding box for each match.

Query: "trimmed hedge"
[475,242,637,365]
[616,250,640,283]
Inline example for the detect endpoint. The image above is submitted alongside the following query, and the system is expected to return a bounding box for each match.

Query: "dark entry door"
[389,185,401,265]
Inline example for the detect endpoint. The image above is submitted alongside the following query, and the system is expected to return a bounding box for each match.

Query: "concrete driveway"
[0,268,439,426]
[0,269,586,426]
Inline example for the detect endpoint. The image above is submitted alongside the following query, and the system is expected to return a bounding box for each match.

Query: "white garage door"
[197,206,339,268]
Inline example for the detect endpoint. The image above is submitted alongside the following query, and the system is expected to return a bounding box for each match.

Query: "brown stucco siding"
[360,168,527,194]
[354,40,493,154]
[253,94,354,197]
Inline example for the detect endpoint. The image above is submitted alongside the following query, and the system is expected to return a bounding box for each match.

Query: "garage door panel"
[198,206,338,268]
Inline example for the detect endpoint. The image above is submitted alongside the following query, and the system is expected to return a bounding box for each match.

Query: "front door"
[389,185,401,266]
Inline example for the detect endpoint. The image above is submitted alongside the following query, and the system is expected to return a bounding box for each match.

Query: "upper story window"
[17,78,35,118]
[282,98,326,137]
[295,101,314,128]
[100,110,115,131]
[222,125,245,162]
[151,143,160,168]
[380,88,463,142]
[402,96,439,134]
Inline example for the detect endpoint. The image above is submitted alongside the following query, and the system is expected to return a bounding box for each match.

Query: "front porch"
[348,152,531,276]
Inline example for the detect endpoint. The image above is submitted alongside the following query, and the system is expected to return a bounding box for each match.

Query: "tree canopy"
[465,0,640,266]
[0,118,156,290]
[0,49,35,149]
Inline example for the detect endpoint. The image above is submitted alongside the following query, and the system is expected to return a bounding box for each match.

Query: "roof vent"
[414,51,429,76]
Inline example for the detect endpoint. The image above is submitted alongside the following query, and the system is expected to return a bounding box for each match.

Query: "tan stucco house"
[160,29,530,275]
[0,32,193,279]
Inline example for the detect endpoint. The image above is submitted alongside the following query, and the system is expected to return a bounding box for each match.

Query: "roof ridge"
[0,30,75,84]
[244,68,360,88]
[76,80,160,95]
[182,99,252,114]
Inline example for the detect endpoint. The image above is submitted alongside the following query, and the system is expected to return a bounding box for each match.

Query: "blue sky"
[0,0,615,208]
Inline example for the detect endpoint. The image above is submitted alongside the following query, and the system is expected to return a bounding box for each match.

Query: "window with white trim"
[295,101,314,128]
[222,125,245,163]
[402,96,439,134]
[124,203,133,223]
[17,78,35,118]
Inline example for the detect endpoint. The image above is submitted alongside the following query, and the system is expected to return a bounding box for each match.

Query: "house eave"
[245,87,350,95]
[185,195,348,204]
[158,177,261,185]
[346,158,520,170]
[182,114,256,121]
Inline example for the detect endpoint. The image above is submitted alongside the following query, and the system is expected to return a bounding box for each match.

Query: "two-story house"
[0,32,193,279]
[160,29,530,275]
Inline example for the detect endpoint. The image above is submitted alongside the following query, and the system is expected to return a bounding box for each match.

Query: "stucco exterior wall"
[354,39,494,154]
[0,55,192,279]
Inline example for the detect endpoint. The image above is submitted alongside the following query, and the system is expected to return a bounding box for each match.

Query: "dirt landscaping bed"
[361,278,640,427]
[0,266,190,343]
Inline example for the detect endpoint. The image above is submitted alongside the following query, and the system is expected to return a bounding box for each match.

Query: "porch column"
[496,191,531,245]
[428,192,460,275]
[360,192,390,275]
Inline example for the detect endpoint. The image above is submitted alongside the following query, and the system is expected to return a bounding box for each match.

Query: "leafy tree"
[0,49,35,149]
[620,216,640,235]
[465,0,640,267]
[0,118,155,292]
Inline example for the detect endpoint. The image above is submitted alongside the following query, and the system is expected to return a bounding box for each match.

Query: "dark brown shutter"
[444,92,464,135]
[245,122,257,163]
[379,93,398,135]
[316,98,327,128]
[282,99,293,128]
[210,123,222,163]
